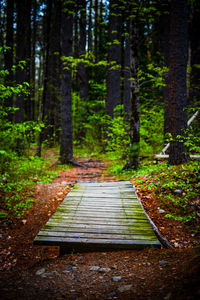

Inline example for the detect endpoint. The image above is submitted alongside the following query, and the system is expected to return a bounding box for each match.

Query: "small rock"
[41,271,59,278]
[111,265,117,269]
[158,209,165,214]
[174,189,182,194]
[118,284,133,293]
[159,260,168,266]
[108,291,117,297]
[112,276,122,282]
[99,267,111,273]
[89,266,100,271]
[36,268,45,276]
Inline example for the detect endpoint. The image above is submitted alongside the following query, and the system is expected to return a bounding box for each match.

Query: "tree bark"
[106,0,122,117]
[128,13,140,169]
[15,0,31,124]
[189,1,200,109]
[60,1,73,164]
[159,0,170,140]
[94,0,98,62]
[123,19,131,124]
[79,0,88,102]
[30,0,37,121]
[88,0,93,52]
[4,0,14,122]
[168,0,189,165]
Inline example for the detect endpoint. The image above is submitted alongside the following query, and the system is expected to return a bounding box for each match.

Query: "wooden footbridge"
[34,181,161,252]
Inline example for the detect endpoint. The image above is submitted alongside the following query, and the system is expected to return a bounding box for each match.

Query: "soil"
[0,157,199,300]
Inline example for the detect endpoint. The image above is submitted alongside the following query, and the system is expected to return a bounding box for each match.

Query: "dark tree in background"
[60,0,73,164]
[4,0,14,122]
[43,0,61,145]
[168,0,189,165]
[159,0,170,139]
[15,0,31,124]
[123,17,131,124]
[189,0,200,109]
[78,0,88,105]
[106,0,122,117]
[128,1,140,169]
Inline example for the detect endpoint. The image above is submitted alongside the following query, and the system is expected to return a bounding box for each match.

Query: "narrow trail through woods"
[0,158,199,300]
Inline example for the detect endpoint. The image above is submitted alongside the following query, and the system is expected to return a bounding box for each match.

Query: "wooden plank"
[34,181,161,250]
[53,211,148,220]
[57,206,144,213]
[59,203,142,208]
[49,217,150,226]
[34,236,160,249]
[42,225,155,235]
[37,230,157,241]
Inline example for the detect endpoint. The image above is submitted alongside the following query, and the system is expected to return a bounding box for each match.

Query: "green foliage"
[140,104,164,155]
[0,155,58,220]
[0,58,55,221]
[72,81,106,153]
[139,63,168,88]
[132,160,200,231]
[105,105,130,161]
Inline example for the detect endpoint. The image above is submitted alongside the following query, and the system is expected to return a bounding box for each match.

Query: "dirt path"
[0,158,199,300]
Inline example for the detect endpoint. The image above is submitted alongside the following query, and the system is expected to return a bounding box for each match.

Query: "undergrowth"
[129,159,200,233]
[0,154,60,221]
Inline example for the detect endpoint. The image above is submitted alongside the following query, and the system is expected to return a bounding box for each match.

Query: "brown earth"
[0,158,199,300]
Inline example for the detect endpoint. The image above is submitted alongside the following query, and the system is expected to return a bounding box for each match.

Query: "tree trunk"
[4,0,14,122]
[30,0,37,121]
[79,0,88,102]
[159,0,170,140]
[60,1,73,164]
[190,1,200,109]
[106,0,122,117]
[88,0,93,52]
[94,0,98,62]
[123,19,131,124]
[24,0,31,121]
[168,0,189,165]
[128,14,140,169]
[15,0,30,124]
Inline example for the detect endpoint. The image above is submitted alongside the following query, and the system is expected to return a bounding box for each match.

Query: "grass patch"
[0,154,59,221]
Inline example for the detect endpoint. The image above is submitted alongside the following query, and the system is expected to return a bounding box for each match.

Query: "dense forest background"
[0,0,199,168]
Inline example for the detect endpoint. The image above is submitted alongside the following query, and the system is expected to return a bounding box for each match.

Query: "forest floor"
[0,155,200,300]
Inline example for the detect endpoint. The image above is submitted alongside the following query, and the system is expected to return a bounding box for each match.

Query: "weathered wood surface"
[34,181,160,251]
